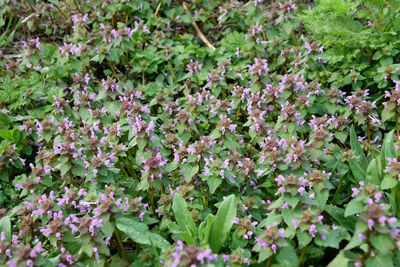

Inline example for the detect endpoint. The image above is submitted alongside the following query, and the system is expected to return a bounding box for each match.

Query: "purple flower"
[309,224,317,237]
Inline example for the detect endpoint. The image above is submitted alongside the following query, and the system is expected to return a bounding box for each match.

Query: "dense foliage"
[0,0,400,266]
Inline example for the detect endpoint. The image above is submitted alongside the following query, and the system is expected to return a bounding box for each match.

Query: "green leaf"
[0,216,11,243]
[381,131,396,177]
[366,158,380,185]
[382,109,395,123]
[335,131,348,143]
[148,233,170,249]
[325,206,356,233]
[199,214,215,246]
[101,221,115,237]
[145,82,159,97]
[48,0,59,5]
[209,194,237,252]
[350,125,367,168]
[327,250,349,267]
[381,175,398,190]
[349,159,366,182]
[297,231,312,249]
[258,247,273,263]
[276,245,298,266]
[116,218,170,249]
[116,218,149,245]
[71,165,86,177]
[366,254,393,267]
[370,234,393,255]
[181,164,199,182]
[172,192,196,243]
[345,199,365,217]
[165,161,178,172]
[315,229,349,249]
[207,176,222,194]
[64,240,81,254]
[60,162,71,176]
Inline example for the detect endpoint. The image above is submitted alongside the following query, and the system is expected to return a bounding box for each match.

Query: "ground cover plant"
[0,0,400,266]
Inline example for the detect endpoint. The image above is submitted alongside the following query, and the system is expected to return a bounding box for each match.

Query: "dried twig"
[21,13,36,24]
[154,0,162,16]
[182,2,216,50]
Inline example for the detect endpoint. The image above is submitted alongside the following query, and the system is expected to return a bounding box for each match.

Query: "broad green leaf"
[366,158,380,185]
[335,131,348,143]
[172,193,196,243]
[349,159,366,182]
[165,161,178,172]
[350,126,367,168]
[207,176,222,194]
[199,214,215,246]
[181,164,199,182]
[325,206,356,233]
[350,126,365,163]
[315,229,350,249]
[381,131,396,177]
[276,245,298,266]
[366,254,394,267]
[258,247,273,263]
[0,216,11,243]
[345,199,364,217]
[116,218,170,249]
[370,234,393,255]
[327,250,349,267]
[297,231,312,249]
[209,194,237,252]
[116,218,149,245]
[64,240,81,254]
[149,233,170,249]
[382,109,395,123]
[381,175,398,190]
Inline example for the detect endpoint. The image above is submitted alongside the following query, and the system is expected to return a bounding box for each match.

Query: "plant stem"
[108,61,120,82]
[114,229,130,264]
[167,61,176,82]
[151,186,155,213]
[331,176,344,203]
[298,246,307,266]
[396,111,399,141]
[154,0,162,16]
[201,184,207,208]
[367,119,371,145]
[26,65,33,80]
[265,256,273,267]
[235,106,241,121]
[73,0,83,14]
[53,3,69,22]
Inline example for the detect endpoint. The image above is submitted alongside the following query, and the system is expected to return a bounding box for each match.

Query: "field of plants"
[1,0,400,266]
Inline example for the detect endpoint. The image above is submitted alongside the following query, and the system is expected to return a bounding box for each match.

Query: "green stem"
[235,106,241,121]
[114,229,130,264]
[73,0,83,14]
[201,184,207,208]
[298,246,307,266]
[265,256,273,267]
[151,187,155,213]
[167,61,176,82]
[53,3,69,22]
[396,110,399,141]
[332,176,344,203]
